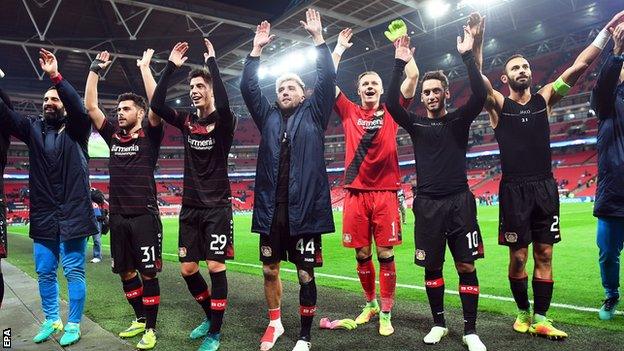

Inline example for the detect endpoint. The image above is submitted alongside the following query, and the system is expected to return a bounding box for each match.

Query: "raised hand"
[384,19,407,42]
[136,49,154,68]
[394,35,415,63]
[203,38,216,62]
[39,48,59,77]
[457,26,474,55]
[253,21,276,49]
[337,28,354,50]
[467,12,485,44]
[614,23,624,56]
[605,10,624,31]
[169,42,189,67]
[90,51,113,75]
[300,8,323,42]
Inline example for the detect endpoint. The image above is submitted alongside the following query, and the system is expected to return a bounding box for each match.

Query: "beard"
[508,76,532,92]
[43,107,65,125]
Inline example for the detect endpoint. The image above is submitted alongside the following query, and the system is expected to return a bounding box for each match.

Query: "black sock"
[183,271,212,319]
[299,278,317,342]
[122,275,145,320]
[425,269,445,327]
[459,270,479,335]
[0,273,4,309]
[509,276,530,311]
[142,278,160,330]
[209,271,228,334]
[532,278,554,316]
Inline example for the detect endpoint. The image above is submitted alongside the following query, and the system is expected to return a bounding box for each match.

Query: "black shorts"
[259,203,323,268]
[178,206,234,263]
[110,213,163,274]
[498,175,561,248]
[413,190,484,269]
[0,197,6,259]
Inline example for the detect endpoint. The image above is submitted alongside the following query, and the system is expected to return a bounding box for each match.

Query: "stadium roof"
[0,0,621,114]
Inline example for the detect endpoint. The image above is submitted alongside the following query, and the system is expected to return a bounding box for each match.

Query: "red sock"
[356,256,376,302]
[379,256,396,312]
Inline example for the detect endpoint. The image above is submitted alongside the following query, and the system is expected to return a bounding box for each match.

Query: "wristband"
[592,28,611,50]
[552,76,571,96]
[89,59,106,75]
[50,72,63,85]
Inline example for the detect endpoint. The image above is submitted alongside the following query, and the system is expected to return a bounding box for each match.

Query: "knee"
[455,262,475,274]
[355,246,372,261]
[141,272,157,281]
[534,248,552,266]
[263,263,280,282]
[119,271,137,281]
[297,267,314,284]
[180,263,199,277]
[207,260,226,273]
[376,247,394,260]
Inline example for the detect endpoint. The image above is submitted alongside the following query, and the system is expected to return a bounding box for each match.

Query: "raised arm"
[468,13,504,127]
[136,48,161,127]
[384,19,419,99]
[0,90,31,142]
[203,38,236,134]
[85,51,111,130]
[240,20,274,130]
[455,26,487,122]
[400,47,419,99]
[590,23,624,120]
[540,11,624,107]
[332,28,353,97]
[150,42,188,129]
[386,35,418,132]
[302,8,336,129]
[39,48,91,142]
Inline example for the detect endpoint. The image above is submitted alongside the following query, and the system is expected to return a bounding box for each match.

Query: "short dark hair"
[503,54,526,74]
[421,70,449,90]
[188,68,212,86]
[46,86,57,92]
[117,92,147,111]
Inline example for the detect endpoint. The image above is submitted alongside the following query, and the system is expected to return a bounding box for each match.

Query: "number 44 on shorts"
[296,238,315,254]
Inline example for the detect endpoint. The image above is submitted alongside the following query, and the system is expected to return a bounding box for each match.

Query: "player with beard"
[0,83,12,311]
[0,49,99,347]
[240,9,335,351]
[331,22,419,335]
[151,38,236,351]
[468,11,624,339]
[84,49,163,350]
[386,32,487,351]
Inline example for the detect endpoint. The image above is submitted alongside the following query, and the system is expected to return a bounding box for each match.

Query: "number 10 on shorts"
[466,231,479,249]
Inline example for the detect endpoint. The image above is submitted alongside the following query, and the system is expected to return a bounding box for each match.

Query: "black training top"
[386,52,487,198]
[495,94,551,179]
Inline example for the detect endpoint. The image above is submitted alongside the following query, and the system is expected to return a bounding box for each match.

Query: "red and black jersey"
[98,119,163,215]
[151,57,236,208]
[162,110,235,207]
[334,92,412,191]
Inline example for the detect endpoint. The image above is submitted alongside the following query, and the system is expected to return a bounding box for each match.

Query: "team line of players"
[1,8,624,351]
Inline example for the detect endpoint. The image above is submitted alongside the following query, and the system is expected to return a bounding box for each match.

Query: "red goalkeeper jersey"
[334,92,411,191]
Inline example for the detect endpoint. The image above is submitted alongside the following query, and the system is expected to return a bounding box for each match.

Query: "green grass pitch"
[6,202,624,350]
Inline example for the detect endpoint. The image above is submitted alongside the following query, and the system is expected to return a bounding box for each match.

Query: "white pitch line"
[8,231,621,315]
